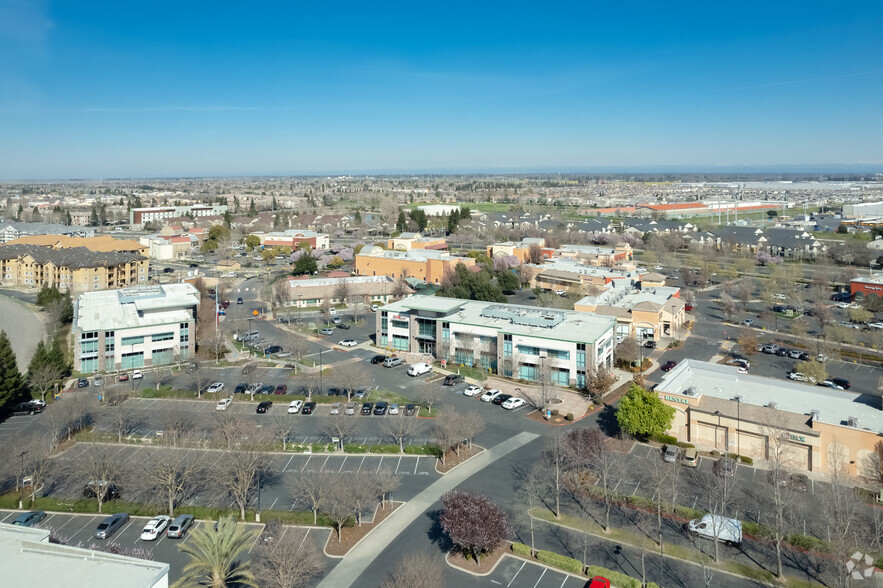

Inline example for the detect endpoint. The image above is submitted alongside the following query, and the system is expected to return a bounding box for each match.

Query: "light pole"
[714,410,724,452]
[256,469,262,523]
[17,450,28,508]
[734,396,742,457]
[319,346,323,396]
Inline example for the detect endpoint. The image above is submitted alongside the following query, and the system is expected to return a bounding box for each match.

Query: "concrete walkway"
[316,431,541,588]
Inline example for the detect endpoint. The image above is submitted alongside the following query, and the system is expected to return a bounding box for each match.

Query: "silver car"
[663,445,679,463]
[94,512,129,539]
[166,514,194,539]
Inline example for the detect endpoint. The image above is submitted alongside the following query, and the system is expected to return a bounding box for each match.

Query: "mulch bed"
[446,541,512,574]
[324,501,401,557]
[435,445,484,474]
[526,410,574,425]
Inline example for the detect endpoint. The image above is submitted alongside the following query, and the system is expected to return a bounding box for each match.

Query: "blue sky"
[1,1,882,178]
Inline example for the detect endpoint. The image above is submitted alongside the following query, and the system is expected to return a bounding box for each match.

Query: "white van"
[686,514,742,547]
[407,362,432,377]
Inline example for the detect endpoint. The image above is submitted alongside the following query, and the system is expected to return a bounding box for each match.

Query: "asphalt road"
[0,294,45,373]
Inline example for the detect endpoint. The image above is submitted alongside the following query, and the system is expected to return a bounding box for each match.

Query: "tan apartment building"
[387,232,448,251]
[354,247,475,284]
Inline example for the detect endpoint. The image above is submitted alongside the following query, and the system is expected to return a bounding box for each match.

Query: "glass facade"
[392,335,409,351]
[120,351,144,370]
[152,348,174,365]
[551,368,570,386]
[80,357,98,373]
[152,332,174,343]
[121,335,145,347]
[519,364,537,381]
[517,345,540,356]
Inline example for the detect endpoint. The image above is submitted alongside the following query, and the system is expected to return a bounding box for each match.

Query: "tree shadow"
[596,405,621,438]
[425,508,453,552]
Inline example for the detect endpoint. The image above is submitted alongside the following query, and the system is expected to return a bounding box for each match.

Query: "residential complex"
[486,237,546,262]
[0,220,95,244]
[655,360,883,476]
[285,275,413,308]
[73,283,199,373]
[387,232,447,251]
[129,204,228,226]
[252,229,329,250]
[354,247,476,284]
[376,296,616,387]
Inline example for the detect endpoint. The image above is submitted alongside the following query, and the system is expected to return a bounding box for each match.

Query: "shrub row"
[511,542,532,557]
[676,442,695,449]
[586,566,660,588]
[650,433,678,445]
[404,444,440,456]
[536,549,583,575]
[344,444,369,453]
[369,444,401,454]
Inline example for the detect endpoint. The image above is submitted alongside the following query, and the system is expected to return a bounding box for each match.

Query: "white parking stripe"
[71,516,98,539]
[283,454,296,472]
[532,568,547,588]
[299,528,310,548]
[559,574,569,588]
[301,455,313,472]
[338,456,348,473]
[413,457,419,475]
[375,456,384,473]
[0,512,15,523]
[507,561,526,587]
[394,456,402,474]
[357,455,366,473]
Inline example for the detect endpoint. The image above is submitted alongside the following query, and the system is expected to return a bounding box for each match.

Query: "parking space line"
[299,528,310,548]
[301,455,313,472]
[532,567,547,588]
[269,498,278,510]
[507,561,526,587]
[321,456,330,472]
[375,456,384,473]
[413,457,419,475]
[338,456,348,473]
[394,456,402,474]
[181,521,201,543]
[71,516,98,539]
[559,574,569,587]
[283,454,296,472]
[356,456,366,473]
[0,512,15,523]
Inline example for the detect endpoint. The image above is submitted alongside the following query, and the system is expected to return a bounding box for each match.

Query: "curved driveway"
[0,295,46,373]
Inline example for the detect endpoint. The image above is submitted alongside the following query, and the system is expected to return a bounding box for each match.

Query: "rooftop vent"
[684,386,698,396]
[767,401,778,410]
[809,409,820,421]
[847,416,859,428]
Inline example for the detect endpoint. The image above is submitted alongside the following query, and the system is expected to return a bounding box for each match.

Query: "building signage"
[663,395,690,405]
[865,286,882,292]
[392,314,407,320]
[789,433,806,443]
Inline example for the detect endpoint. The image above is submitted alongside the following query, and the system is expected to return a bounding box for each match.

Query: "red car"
[586,577,610,588]
[661,360,677,372]
[274,384,288,395]
[118,373,129,382]
[685,305,694,311]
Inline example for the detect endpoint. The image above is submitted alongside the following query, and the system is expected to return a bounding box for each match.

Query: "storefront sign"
[664,395,690,405]
[789,433,806,443]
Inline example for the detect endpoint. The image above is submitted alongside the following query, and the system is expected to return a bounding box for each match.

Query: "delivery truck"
[686,514,742,547]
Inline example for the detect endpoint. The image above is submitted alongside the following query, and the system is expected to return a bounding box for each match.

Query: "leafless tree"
[701,460,740,563]
[148,366,175,391]
[326,475,359,541]
[643,451,672,566]
[334,362,362,401]
[64,391,98,441]
[213,411,254,450]
[28,362,64,402]
[542,431,567,519]
[820,447,866,588]
[379,551,444,588]
[212,447,271,520]
[615,337,641,368]
[811,300,833,332]
[252,526,323,588]
[589,435,620,533]
[191,363,209,398]
[157,410,194,448]
[290,471,332,525]
[733,279,754,310]
[432,411,460,466]
[718,291,737,320]
[78,446,123,513]
[103,399,140,443]
[136,445,206,517]
[268,414,294,451]
[21,434,53,502]
[288,333,308,363]
[455,411,485,451]
[527,243,543,264]
[758,420,802,580]
[323,412,362,451]
[333,280,350,313]
[414,382,442,416]
[350,473,377,526]
[382,414,419,452]
[373,468,400,508]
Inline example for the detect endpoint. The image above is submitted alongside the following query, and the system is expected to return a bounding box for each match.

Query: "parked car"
[336,323,351,330]
[775,347,789,357]
[463,385,483,397]
[787,349,803,359]
[140,515,172,541]
[661,360,677,372]
[388,403,400,415]
[274,384,288,395]
[132,370,142,379]
[361,402,374,415]
[77,378,89,388]
[714,457,737,477]
[258,384,275,395]
[83,481,121,500]
[237,297,244,304]
[216,397,232,411]
[819,380,845,390]
[339,339,358,347]
[761,344,780,354]
[94,513,129,540]
[332,317,341,324]
[345,401,359,415]
[374,401,389,415]
[644,340,656,349]
[682,447,699,468]
[206,382,225,394]
[868,322,883,330]
[686,514,742,547]
[11,401,43,415]
[370,355,387,364]
[118,373,129,382]
[663,445,679,463]
[443,374,465,386]
[383,357,405,368]
[287,400,303,414]
[354,386,369,398]
[12,511,46,527]
[234,383,247,394]
[329,402,342,415]
[586,577,611,588]
[831,377,851,390]
[480,389,503,403]
[319,328,334,335]
[301,402,316,415]
[502,397,526,410]
[166,514,194,539]
[788,371,814,382]
[264,345,283,355]
[767,470,809,492]
[404,404,417,416]
[256,401,272,413]
[742,318,753,326]
[407,362,432,377]
[492,393,512,406]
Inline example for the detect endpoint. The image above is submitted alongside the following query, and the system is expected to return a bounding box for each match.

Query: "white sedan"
[339,339,358,347]
[132,370,143,380]
[480,389,503,403]
[501,397,526,410]
[206,382,225,394]
[287,400,303,414]
[140,516,172,541]
[463,385,483,397]
[216,397,232,411]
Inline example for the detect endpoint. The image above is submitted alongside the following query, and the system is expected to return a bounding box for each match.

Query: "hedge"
[626,495,656,510]
[536,550,583,575]
[651,433,678,445]
[742,521,766,538]
[404,444,440,456]
[369,444,401,454]
[344,444,369,453]
[511,542,532,557]
[565,413,574,421]
[586,566,660,588]
[786,533,828,552]
[676,442,695,449]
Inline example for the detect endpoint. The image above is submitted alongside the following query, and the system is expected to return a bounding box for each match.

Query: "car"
[742,318,753,326]
[840,321,862,330]
[761,344,780,354]
[163,267,175,273]
[737,366,748,374]
[831,377,851,390]
[329,402,342,415]
[407,362,432,377]
[83,481,121,500]
[773,293,787,300]
[237,297,244,304]
[345,401,358,415]
[258,384,275,395]
[216,397,232,410]
[404,403,417,416]
[319,328,334,335]
[463,385,483,397]
[94,513,129,539]
[189,262,199,268]
[234,383,247,394]
[301,402,316,415]
[682,447,699,468]
[787,349,803,359]
[339,339,358,347]
[798,351,811,361]
[443,374,465,386]
[332,316,342,324]
[140,515,172,541]
[481,389,503,402]
[77,378,89,388]
[337,323,351,330]
[775,348,789,357]
[654,266,664,271]
[371,355,387,364]
[586,576,611,588]
[217,309,226,316]
[256,401,272,413]
[388,403,400,415]
[264,345,283,355]
[274,384,288,395]
[374,401,389,415]
[11,511,46,527]
[354,386,369,398]
[118,372,129,382]
[326,386,343,397]
[502,397,526,410]
[492,393,512,406]
[555,289,567,296]
[132,370,142,379]
[819,380,845,390]
[287,400,303,414]
[206,382,225,394]
[361,402,374,415]
[731,359,750,369]
[837,302,852,309]
[383,357,405,368]
[663,445,679,463]
[661,360,677,372]
[166,514,194,539]
[371,304,378,312]
[817,353,829,362]
[869,322,883,330]
[644,340,656,349]
[684,305,694,311]
[788,372,813,382]
[11,401,43,415]
[714,457,737,478]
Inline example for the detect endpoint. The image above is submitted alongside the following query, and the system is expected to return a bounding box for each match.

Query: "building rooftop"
[6,235,144,252]
[531,259,640,279]
[655,360,883,434]
[0,244,146,270]
[288,275,395,289]
[359,247,462,262]
[75,283,199,332]
[0,523,168,588]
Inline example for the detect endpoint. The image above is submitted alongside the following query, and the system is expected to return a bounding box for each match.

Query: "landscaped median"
[511,542,659,588]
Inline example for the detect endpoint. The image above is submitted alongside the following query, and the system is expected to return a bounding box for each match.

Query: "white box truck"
[686,514,742,547]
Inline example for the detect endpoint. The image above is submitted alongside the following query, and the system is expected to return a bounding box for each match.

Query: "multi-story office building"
[376,296,616,387]
[73,283,199,373]
[355,247,475,284]
[129,204,227,226]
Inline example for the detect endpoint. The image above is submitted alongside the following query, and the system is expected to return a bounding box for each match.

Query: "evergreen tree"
[233,195,241,213]
[16,204,23,221]
[248,198,257,217]
[354,210,362,224]
[271,196,278,210]
[0,331,24,409]
[90,207,100,226]
[31,206,41,222]
[64,210,72,225]
[27,340,48,375]
[47,337,68,375]
[396,211,407,232]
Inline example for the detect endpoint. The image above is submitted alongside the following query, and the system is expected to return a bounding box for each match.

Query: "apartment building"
[387,232,447,251]
[486,238,547,263]
[354,247,476,284]
[0,221,95,244]
[252,229,329,250]
[376,296,616,387]
[130,204,228,225]
[285,275,413,308]
[73,283,199,373]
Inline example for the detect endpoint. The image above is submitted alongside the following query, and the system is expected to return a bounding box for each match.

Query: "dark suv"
[373,401,389,415]
[83,481,121,500]
[256,401,272,414]
[443,374,464,386]
[831,377,851,390]
[12,401,43,415]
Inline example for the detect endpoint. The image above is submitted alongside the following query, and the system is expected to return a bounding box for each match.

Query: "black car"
[775,348,789,357]
[336,323,351,330]
[361,402,374,415]
[831,377,851,390]
[264,345,283,355]
[189,263,199,267]
[12,401,43,415]
[163,267,174,273]
[370,355,387,365]
[404,403,417,416]
[327,386,343,396]
[443,374,464,386]
[256,401,272,413]
[643,340,656,349]
[492,393,512,406]
[83,481,121,500]
[234,383,247,394]
[237,297,244,304]
[373,401,389,415]
[301,402,316,415]
[77,378,89,388]
[258,384,275,395]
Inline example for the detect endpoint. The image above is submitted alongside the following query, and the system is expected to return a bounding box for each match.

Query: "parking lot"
[0,509,334,584]
[481,557,582,588]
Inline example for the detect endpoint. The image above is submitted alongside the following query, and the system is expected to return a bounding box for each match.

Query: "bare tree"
[432,411,460,466]
[811,300,833,332]
[253,526,323,588]
[373,468,400,508]
[589,434,620,533]
[615,337,641,368]
[64,391,98,441]
[702,459,740,563]
[334,362,362,401]
[542,431,567,519]
[213,448,271,520]
[326,475,358,541]
[333,280,350,315]
[268,414,294,451]
[643,451,672,567]
[157,410,194,448]
[191,363,209,398]
[382,414,419,452]
[455,411,485,451]
[288,333,308,363]
[717,291,737,320]
[103,399,140,443]
[350,473,377,526]
[137,445,206,517]
[380,551,444,588]
[78,446,123,513]
[820,447,866,588]
[414,382,442,416]
[290,472,332,525]
[214,411,254,450]
[28,362,64,402]
[323,412,362,451]
[759,420,802,580]
[733,279,754,310]
[21,434,53,502]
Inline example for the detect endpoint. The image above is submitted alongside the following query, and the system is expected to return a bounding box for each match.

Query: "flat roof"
[655,360,883,434]
[75,283,199,332]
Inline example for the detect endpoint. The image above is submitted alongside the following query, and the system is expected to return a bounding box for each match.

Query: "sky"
[1,1,882,179]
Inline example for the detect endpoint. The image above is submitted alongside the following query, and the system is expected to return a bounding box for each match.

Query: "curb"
[322,501,403,559]
[434,445,486,475]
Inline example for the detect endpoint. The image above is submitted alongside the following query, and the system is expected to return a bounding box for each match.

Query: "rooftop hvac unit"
[767,401,778,410]
[684,386,697,396]
[809,409,820,421]
[847,416,859,428]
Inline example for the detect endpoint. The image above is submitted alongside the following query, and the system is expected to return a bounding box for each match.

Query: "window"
[104,331,114,339]
[121,335,145,346]
[577,350,586,368]
[503,340,512,356]
[577,369,587,388]
[79,357,98,373]
[392,335,409,351]
[519,364,537,381]
[152,332,174,343]
[551,368,570,386]
[547,349,570,360]
[120,351,144,370]
[81,331,98,341]
[391,320,408,329]
[380,334,388,347]
[80,341,98,354]
[517,345,540,356]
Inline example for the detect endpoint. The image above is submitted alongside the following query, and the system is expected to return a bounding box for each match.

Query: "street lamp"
[319,346,323,396]
[18,450,28,508]
[256,469,262,523]
[734,396,742,457]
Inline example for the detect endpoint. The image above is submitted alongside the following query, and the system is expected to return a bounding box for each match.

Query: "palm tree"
[174,518,259,588]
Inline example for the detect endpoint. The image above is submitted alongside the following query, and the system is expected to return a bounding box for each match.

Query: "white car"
[216,397,232,411]
[287,400,303,414]
[339,339,358,347]
[502,397,526,410]
[463,385,483,397]
[328,308,336,315]
[773,294,787,300]
[737,367,748,375]
[788,372,815,383]
[654,266,663,271]
[407,362,433,377]
[371,304,378,312]
[481,389,503,403]
[838,302,851,309]
[206,382,225,394]
[132,370,143,380]
[388,403,400,415]
[140,516,172,541]
[869,322,883,330]
[555,289,566,296]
